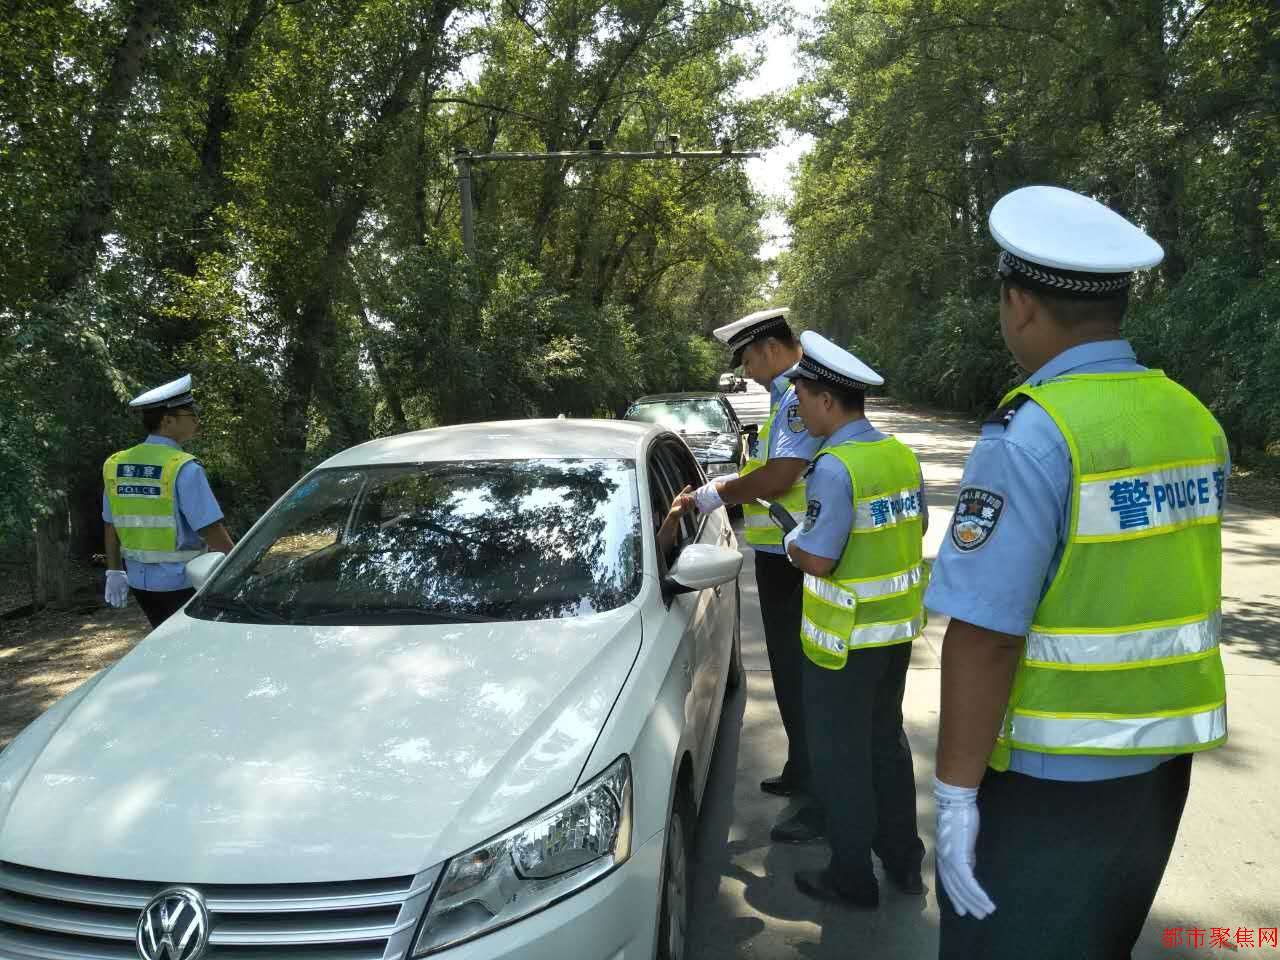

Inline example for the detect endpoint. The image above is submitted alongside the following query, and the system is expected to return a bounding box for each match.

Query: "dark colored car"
[623,392,748,482]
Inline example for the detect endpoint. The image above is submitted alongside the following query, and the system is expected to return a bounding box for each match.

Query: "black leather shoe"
[769,808,826,845]
[760,774,803,797]
[794,870,879,909]
[886,868,925,895]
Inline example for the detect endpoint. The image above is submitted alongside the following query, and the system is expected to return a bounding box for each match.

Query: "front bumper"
[438,828,664,960]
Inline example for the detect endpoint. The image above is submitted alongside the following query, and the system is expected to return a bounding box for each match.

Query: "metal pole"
[454,149,476,264]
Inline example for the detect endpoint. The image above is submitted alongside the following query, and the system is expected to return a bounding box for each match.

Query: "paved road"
[722,380,772,429]
[689,398,1280,959]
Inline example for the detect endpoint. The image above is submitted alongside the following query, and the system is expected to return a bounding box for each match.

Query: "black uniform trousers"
[803,641,924,895]
[938,753,1193,960]
[132,587,196,629]
[754,550,810,787]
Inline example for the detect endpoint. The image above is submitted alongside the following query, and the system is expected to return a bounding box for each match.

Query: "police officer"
[688,307,823,821]
[780,331,928,907]
[103,375,234,628]
[928,186,1230,958]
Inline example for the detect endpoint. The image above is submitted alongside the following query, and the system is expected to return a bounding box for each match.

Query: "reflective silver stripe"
[744,510,804,529]
[804,574,856,609]
[804,564,923,609]
[111,515,176,530]
[1009,703,1226,751]
[849,564,923,600]
[1026,610,1221,666]
[848,616,922,649]
[854,486,923,530]
[1076,461,1226,538]
[123,548,207,564]
[801,617,847,655]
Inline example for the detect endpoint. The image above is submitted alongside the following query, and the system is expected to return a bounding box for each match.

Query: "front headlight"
[705,460,737,477]
[412,754,633,956]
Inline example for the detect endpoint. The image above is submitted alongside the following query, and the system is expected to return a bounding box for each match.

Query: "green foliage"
[1127,262,1280,458]
[784,0,1280,452]
[1,0,776,576]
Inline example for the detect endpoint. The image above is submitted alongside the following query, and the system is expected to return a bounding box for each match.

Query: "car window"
[625,399,732,434]
[646,456,680,569]
[188,458,643,625]
[652,441,702,547]
[666,439,705,493]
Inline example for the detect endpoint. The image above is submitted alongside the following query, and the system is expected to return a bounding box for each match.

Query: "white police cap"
[990,185,1163,298]
[128,374,196,411]
[785,331,883,389]
[713,306,793,366]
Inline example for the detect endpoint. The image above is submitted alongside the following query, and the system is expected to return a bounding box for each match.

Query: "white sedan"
[0,420,743,960]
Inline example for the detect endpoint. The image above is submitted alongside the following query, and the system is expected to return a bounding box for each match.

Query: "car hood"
[0,605,641,884]
[681,431,738,462]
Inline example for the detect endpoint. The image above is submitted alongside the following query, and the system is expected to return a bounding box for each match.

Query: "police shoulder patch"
[950,487,1006,552]
[803,498,821,532]
[785,401,806,433]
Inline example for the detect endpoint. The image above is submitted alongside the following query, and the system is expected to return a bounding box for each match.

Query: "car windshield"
[625,399,731,434]
[187,458,642,625]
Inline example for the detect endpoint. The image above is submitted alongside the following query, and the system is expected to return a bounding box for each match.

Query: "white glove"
[933,776,996,919]
[104,570,129,608]
[783,526,802,554]
[692,481,725,514]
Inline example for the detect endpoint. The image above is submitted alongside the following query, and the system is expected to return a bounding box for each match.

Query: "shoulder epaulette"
[982,393,1031,430]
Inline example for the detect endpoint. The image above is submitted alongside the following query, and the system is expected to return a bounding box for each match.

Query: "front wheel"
[657,792,693,960]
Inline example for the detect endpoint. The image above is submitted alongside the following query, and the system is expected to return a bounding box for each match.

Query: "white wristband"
[932,775,979,806]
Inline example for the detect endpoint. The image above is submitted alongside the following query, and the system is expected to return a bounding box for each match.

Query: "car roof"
[630,392,725,403]
[316,419,660,469]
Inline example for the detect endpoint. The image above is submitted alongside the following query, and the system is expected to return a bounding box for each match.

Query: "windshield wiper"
[197,595,289,624]
[293,606,499,625]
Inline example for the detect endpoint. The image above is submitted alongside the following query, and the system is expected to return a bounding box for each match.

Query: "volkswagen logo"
[135,887,210,960]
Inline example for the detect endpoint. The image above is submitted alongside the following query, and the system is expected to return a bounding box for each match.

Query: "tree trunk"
[356,297,409,434]
[33,499,72,611]
[46,0,165,298]
[276,0,458,482]
[170,0,271,278]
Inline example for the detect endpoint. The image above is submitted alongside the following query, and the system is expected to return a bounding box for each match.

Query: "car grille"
[0,860,440,960]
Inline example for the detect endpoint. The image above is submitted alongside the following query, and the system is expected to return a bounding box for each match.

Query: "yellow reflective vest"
[800,436,927,669]
[103,443,205,565]
[741,389,808,546]
[991,371,1229,768]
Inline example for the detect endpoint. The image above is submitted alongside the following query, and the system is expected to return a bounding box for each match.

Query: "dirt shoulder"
[0,601,149,749]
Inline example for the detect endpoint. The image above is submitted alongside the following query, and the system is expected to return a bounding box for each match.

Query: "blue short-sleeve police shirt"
[924,339,1219,781]
[102,435,224,592]
[756,374,823,555]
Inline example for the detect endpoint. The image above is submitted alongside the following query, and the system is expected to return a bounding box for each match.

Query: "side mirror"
[186,552,226,590]
[664,543,743,596]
